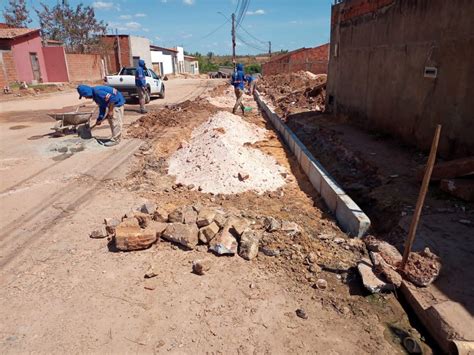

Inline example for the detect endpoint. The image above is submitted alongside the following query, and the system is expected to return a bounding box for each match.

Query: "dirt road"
[0,80,426,353]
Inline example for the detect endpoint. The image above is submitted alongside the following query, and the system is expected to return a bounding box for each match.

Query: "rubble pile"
[359,236,442,292]
[128,100,218,139]
[258,71,327,118]
[90,202,307,262]
[168,111,287,194]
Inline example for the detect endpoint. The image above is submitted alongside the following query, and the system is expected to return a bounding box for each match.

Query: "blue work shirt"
[135,59,147,88]
[232,70,245,90]
[92,86,125,121]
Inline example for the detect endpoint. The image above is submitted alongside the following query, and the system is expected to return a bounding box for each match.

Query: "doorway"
[29,52,41,82]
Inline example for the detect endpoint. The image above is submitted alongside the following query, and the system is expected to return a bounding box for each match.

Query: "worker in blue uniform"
[77,84,125,146]
[135,59,148,114]
[231,63,246,115]
[245,74,256,95]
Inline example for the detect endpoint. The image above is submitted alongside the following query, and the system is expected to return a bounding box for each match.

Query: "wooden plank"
[416,156,474,181]
[440,178,474,202]
[402,125,441,268]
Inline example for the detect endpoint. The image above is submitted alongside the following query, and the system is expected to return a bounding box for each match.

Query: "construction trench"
[0,76,472,353]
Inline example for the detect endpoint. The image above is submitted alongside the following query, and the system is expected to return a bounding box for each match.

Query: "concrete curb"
[255,91,371,237]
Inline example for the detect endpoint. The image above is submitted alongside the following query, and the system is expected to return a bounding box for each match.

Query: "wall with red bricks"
[100,36,131,74]
[262,44,329,76]
[66,53,104,82]
[0,51,18,87]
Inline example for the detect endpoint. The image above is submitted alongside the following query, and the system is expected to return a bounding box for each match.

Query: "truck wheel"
[145,87,151,104]
[159,85,165,99]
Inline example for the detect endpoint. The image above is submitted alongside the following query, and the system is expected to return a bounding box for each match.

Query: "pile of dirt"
[168,111,287,194]
[258,71,327,118]
[127,100,218,139]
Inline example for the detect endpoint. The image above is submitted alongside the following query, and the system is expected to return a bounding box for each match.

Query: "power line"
[237,23,266,45]
[235,32,267,53]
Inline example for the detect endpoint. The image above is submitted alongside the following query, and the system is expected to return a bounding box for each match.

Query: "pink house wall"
[42,46,69,82]
[11,32,49,83]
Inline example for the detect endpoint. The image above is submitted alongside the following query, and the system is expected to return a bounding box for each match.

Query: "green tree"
[35,2,107,53]
[2,0,31,28]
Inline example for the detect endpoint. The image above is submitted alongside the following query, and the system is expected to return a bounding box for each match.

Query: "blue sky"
[1,0,333,55]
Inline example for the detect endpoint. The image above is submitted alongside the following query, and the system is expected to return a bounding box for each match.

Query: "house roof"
[0,27,40,40]
[184,55,197,60]
[150,44,179,53]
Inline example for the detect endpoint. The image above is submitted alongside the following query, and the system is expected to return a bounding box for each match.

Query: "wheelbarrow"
[48,105,97,138]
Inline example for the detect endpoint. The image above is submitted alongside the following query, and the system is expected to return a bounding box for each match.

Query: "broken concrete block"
[192,259,211,275]
[209,223,238,255]
[264,216,281,232]
[357,259,395,293]
[196,208,216,227]
[370,252,402,288]
[281,220,300,235]
[140,201,157,215]
[131,211,152,228]
[168,208,184,223]
[104,217,121,235]
[149,221,168,237]
[183,206,198,225]
[364,236,402,267]
[231,217,250,237]
[162,223,199,249]
[115,223,157,251]
[153,207,169,223]
[198,222,220,244]
[90,226,108,239]
[238,230,260,260]
[213,211,227,228]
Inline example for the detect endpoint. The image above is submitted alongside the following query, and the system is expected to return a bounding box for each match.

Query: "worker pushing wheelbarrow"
[48,85,125,147]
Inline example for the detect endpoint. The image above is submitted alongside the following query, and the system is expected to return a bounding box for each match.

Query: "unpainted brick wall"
[262,44,329,76]
[331,0,395,24]
[101,36,131,74]
[0,51,18,87]
[66,53,103,82]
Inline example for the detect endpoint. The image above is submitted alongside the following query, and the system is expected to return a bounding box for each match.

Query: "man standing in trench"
[77,84,125,146]
[135,59,148,114]
[231,63,246,115]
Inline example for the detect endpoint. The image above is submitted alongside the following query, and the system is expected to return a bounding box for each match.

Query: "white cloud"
[125,21,141,29]
[183,0,195,5]
[181,33,193,39]
[135,13,146,17]
[246,9,265,15]
[92,1,114,9]
[143,28,150,32]
[161,0,168,2]
[155,36,162,41]
[119,14,132,19]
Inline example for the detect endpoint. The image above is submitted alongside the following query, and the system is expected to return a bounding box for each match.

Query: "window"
[150,70,159,79]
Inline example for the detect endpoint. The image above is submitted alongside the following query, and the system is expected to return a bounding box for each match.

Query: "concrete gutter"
[254,91,371,237]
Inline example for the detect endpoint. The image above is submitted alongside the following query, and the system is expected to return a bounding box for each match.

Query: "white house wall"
[129,36,152,68]
[151,51,174,75]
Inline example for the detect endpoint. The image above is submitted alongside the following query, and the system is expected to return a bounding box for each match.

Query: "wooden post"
[401,124,442,269]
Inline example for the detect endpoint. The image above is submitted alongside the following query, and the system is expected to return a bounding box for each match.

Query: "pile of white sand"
[168,111,286,194]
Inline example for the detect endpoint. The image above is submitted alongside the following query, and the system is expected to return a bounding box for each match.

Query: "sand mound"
[168,111,286,194]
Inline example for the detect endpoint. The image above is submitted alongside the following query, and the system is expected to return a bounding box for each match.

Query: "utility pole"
[269,41,272,57]
[231,13,236,68]
[115,28,122,70]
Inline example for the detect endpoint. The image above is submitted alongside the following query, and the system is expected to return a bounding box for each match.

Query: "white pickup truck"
[104,67,165,103]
